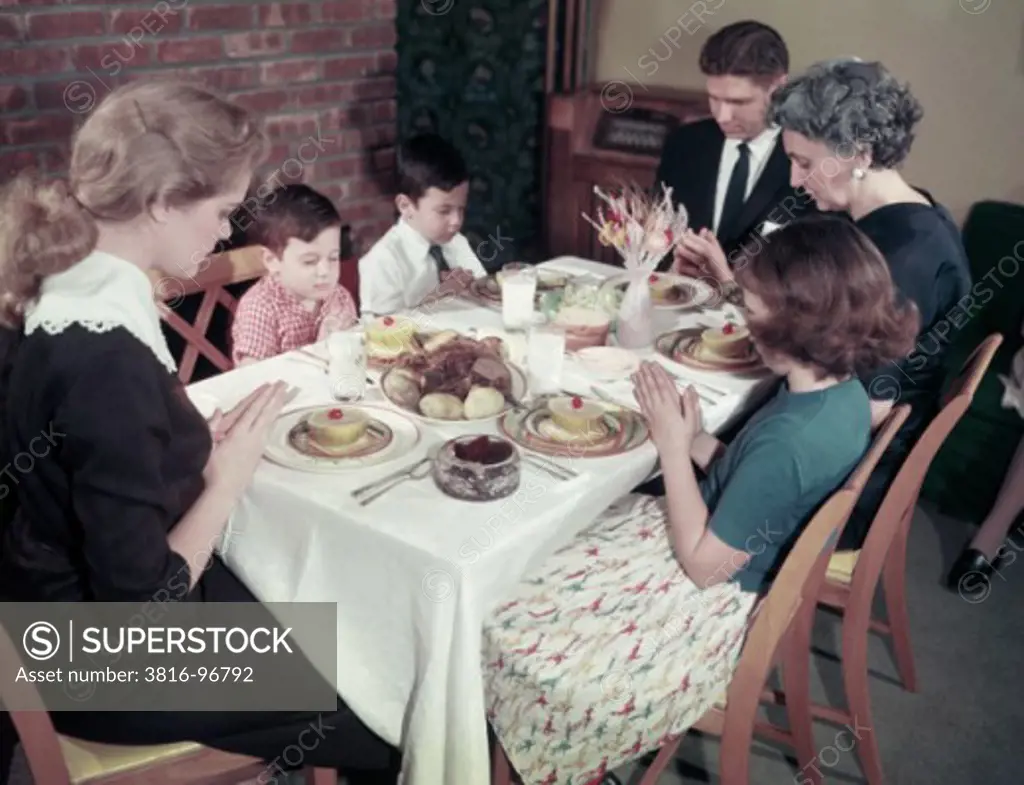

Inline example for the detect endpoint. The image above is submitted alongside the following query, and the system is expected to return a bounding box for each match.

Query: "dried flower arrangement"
[580,183,690,347]
[581,183,690,270]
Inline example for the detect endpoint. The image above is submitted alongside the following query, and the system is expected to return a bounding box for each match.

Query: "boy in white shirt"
[358,133,486,316]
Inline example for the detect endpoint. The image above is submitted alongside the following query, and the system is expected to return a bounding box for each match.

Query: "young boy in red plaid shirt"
[230,184,358,366]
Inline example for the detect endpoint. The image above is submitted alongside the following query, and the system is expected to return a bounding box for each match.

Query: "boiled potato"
[419,392,464,420]
[463,385,505,419]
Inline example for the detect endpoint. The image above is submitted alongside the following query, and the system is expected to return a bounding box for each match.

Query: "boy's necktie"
[429,244,451,276]
[718,142,750,242]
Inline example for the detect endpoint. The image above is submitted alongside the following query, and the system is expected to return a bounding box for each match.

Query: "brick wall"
[0,0,398,252]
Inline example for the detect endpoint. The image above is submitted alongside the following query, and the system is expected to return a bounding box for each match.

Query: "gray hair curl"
[769,59,923,169]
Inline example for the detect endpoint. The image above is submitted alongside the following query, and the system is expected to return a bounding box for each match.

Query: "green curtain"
[397,0,549,271]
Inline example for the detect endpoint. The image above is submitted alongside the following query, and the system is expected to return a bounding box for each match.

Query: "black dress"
[0,325,399,782]
[842,196,973,550]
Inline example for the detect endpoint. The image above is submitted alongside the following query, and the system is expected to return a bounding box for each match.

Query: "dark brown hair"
[396,133,468,202]
[699,20,789,84]
[734,215,919,378]
[242,183,340,257]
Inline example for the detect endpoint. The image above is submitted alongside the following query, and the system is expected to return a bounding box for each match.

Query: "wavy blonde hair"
[0,79,267,328]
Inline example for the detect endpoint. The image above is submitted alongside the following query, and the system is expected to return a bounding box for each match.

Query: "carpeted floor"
[6,502,1019,785]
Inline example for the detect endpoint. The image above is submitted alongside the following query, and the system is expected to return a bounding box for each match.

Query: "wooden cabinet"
[542,85,710,264]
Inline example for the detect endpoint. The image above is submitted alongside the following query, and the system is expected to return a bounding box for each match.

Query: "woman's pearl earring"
[852,168,866,180]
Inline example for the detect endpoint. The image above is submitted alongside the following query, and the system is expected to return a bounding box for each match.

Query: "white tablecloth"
[187,257,775,785]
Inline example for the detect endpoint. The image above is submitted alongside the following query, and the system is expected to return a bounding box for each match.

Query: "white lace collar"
[24,250,178,375]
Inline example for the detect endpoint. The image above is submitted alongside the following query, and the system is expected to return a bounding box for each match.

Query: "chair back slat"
[149,247,266,384]
[849,332,1003,594]
[720,403,910,734]
[0,622,73,785]
[340,257,360,313]
[942,333,1003,407]
[150,246,266,299]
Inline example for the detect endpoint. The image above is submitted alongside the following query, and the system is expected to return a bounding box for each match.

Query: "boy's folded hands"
[421,268,475,306]
[439,268,475,293]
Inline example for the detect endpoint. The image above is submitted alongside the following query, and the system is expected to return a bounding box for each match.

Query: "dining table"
[186,255,778,785]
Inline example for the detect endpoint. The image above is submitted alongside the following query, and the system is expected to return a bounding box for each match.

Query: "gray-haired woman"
[768,59,972,553]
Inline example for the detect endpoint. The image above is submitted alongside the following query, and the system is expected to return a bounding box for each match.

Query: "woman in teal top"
[482,216,920,785]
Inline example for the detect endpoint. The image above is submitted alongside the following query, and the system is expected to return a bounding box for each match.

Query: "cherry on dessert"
[382,316,394,326]
[328,408,344,420]
[722,323,735,335]
[571,396,583,410]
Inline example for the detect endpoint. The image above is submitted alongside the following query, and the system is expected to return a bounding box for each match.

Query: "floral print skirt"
[483,493,759,785]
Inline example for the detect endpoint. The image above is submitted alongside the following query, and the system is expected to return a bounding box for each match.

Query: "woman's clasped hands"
[631,361,703,450]
[205,381,295,498]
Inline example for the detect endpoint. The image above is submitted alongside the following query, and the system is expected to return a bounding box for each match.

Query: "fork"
[655,364,728,399]
[522,452,577,480]
[351,456,431,499]
[355,459,434,506]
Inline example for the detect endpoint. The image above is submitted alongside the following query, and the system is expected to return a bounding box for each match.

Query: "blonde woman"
[0,80,399,784]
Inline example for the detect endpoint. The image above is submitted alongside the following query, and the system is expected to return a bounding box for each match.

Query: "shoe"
[946,512,1024,593]
[945,547,1006,592]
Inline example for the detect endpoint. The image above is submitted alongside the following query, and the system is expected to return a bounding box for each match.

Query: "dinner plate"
[498,396,650,458]
[468,277,557,309]
[469,276,502,303]
[264,404,422,473]
[472,267,574,297]
[601,272,716,311]
[379,362,529,425]
[654,330,764,373]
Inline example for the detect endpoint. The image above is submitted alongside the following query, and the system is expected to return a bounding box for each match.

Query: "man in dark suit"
[656,20,816,280]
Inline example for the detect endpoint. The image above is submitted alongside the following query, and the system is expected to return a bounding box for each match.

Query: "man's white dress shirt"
[711,126,782,235]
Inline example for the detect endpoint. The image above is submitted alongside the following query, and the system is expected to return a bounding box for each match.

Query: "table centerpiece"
[581,183,690,349]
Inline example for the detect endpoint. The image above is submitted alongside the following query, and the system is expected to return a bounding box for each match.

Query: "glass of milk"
[327,329,367,402]
[527,325,567,395]
[501,266,538,330]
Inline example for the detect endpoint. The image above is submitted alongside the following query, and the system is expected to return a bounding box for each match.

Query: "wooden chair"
[151,247,362,384]
[340,256,360,314]
[0,623,336,785]
[148,246,266,385]
[798,332,1004,785]
[489,404,910,785]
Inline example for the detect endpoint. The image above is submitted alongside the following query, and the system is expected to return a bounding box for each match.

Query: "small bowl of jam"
[432,434,521,501]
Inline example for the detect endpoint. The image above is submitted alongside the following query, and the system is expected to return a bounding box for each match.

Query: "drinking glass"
[502,267,538,330]
[500,262,530,278]
[327,329,367,402]
[527,325,567,396]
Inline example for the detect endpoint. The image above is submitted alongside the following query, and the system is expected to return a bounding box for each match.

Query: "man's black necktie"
[717,142,750,241]
[429,244,450,276]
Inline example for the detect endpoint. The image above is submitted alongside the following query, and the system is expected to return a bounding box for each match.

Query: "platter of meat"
[379,334,527,423]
